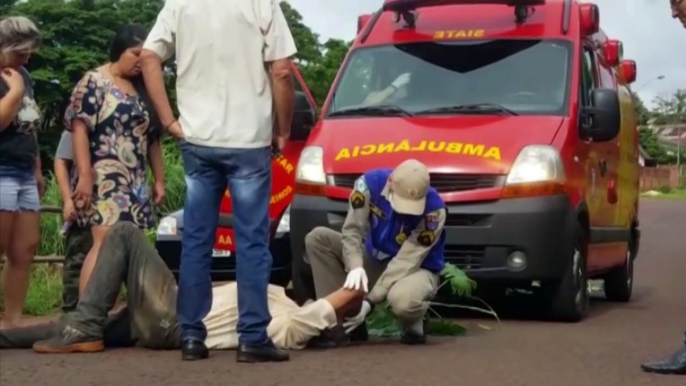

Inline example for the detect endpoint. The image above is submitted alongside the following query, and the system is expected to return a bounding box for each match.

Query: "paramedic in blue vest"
[305,159,446,345]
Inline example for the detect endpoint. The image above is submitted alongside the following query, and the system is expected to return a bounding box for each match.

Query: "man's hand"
[272,134,288,155]
[343,300,372,333]
[1,68,25,95]
[343,267,369,293]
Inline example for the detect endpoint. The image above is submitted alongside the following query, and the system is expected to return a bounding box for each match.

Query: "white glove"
[343,267,369,293]
[391,73,411,89]
[343,300,372,333]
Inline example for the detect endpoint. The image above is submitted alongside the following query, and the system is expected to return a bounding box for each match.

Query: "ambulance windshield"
[328,39,572,117]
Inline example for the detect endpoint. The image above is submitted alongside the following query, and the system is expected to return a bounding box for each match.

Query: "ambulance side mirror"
[291,91,316,141]
[582,88,621,142]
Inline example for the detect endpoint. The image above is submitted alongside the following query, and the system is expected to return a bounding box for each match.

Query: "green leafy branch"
[366,263,500,338]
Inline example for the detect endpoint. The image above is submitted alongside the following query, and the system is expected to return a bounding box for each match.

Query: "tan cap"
[385,159,430,215]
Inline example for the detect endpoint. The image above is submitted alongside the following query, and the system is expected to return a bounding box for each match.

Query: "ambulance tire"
[269,270,292,288]
[546,223,589,323]
[603,235,635,303]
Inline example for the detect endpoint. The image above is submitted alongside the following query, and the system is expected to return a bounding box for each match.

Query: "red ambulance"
[289,0,641,322]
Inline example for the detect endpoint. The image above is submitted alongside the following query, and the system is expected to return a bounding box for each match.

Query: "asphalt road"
[1,199,684,386]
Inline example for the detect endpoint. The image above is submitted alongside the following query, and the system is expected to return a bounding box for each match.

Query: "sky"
[286,0,685,109]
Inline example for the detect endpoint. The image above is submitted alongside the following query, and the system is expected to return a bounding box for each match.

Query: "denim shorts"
[0,169,40,212]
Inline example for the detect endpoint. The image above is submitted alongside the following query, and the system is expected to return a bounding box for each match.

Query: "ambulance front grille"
[332,173,502,193]
[443,245,486,269]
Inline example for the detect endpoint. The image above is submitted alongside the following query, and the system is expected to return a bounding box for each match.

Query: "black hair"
[109,24,163,134]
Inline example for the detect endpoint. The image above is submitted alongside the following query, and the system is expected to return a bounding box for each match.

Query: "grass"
[641,186,686,201]
[0,264,64,317]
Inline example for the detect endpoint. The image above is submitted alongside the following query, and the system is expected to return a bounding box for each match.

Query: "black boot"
[33,324,103,354]
[349,323,369,343]
[400,317,429,345]
[641,346,686,375]
[306,325,348,349]
[236,343,289,363]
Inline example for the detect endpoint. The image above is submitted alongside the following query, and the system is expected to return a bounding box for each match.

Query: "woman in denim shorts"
[0,16,44,328]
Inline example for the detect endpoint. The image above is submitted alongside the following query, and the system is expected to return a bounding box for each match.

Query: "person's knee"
[304,227,334,259]
[387,289,427,322]
[109,222,139,240]
[305,227,334,249]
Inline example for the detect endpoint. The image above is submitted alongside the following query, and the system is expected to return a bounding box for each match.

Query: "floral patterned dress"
[64,70,159,229]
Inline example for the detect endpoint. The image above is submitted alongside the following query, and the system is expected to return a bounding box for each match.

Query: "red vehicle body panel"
[297,0,639,277]
[213,63,315,252]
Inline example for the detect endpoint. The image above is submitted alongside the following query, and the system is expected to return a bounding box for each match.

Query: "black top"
[0,67,41,173]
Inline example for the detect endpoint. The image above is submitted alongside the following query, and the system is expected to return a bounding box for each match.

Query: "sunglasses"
[672,0,683,7]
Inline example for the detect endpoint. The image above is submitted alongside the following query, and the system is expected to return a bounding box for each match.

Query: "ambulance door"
[214,62,318,252]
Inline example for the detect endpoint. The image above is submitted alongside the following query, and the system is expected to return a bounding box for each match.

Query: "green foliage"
[441,262,477,297]
[366,263,479,338]
[658,185,673,194]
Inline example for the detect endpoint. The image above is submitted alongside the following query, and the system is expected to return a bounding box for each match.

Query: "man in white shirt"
[139,0,297,362]
[3,223,364,357]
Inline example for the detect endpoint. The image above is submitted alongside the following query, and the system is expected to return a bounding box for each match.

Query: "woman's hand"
[1,68,25,95]
[153,180,165,205]
[62,198,77,221]
[35,171,46,200]
[72,173,93,212]
[167,121,184,140]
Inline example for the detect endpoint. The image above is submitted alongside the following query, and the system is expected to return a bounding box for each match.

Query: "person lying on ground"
[306,159,447,346]
[0,222,365,363]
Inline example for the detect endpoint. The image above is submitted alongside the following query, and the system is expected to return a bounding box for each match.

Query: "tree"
[631,92,651,126]
[652,89,686,125]
[5,0,347,168]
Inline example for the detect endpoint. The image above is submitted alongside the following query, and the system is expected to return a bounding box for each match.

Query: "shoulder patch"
[417,230,436,247]
[425,210,441,231]
[354,177,368,192]
[350,191,366,209]
[369,202,386,219]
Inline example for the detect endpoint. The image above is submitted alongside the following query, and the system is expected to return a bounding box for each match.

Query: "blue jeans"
[178,141,273,346]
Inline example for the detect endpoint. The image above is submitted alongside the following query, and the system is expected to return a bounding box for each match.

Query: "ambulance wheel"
[603,237,635,303]
[546,223,589,323]
[269,270,292,288]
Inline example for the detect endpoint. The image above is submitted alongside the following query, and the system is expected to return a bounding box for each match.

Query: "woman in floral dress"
[65,25,165,294]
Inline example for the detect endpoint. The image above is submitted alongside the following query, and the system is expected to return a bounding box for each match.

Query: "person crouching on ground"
[0,222,366,362]
[305,159,447,346]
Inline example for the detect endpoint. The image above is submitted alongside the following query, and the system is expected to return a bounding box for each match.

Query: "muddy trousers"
[0,223,182,350]
[305,227,439,329]
[61,225,93,313]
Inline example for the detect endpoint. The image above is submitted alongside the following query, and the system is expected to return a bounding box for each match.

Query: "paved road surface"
[1,199,684,386]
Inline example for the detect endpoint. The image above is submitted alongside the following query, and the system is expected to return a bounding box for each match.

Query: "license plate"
[212,249,232,258]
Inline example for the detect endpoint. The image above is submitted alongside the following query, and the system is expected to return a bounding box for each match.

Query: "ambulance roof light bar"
[382,0,546,27]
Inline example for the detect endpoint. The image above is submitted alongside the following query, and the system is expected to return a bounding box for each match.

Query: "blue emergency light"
[382,0,546,26]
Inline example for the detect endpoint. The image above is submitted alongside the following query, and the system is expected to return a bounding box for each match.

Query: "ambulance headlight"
[506,145,566,184]
[157,216,178,235]
[296,146,326,184]
[276,205,291,234]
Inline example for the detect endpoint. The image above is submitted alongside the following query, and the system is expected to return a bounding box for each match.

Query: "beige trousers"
[305,227,439,327]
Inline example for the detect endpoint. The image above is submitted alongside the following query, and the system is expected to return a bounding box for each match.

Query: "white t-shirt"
[203,283,338,350]
[143,0,298,148]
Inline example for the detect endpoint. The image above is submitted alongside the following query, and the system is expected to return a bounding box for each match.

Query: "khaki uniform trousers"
[305,227,439,327]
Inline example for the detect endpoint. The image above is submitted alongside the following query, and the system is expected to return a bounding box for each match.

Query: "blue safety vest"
[361,169,446,273]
